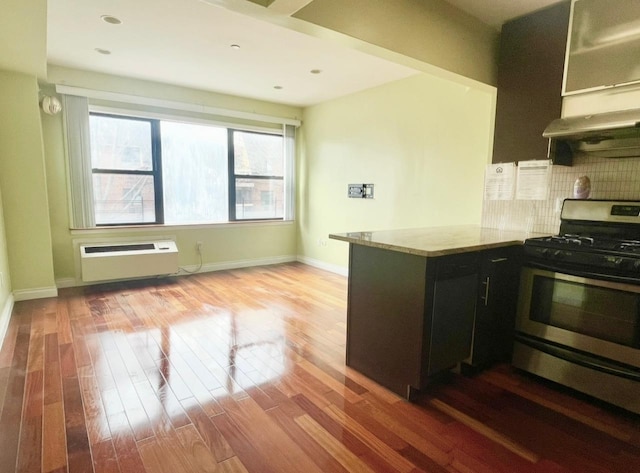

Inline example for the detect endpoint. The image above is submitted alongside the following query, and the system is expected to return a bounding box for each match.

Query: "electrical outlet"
[196,241,203,252]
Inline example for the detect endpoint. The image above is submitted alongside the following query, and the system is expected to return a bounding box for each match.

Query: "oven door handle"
[516,333,640,382]
[528,261,640,285]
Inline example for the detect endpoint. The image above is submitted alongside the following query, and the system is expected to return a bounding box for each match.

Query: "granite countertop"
[329,225,549,257]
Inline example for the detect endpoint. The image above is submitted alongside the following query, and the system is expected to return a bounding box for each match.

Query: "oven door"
[516,267,640,370]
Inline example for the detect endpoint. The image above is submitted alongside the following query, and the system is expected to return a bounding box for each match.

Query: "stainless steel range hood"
[543,108,640,159]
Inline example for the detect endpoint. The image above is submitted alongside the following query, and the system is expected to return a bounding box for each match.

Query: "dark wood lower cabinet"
[346,243,523,397]
[463,246,522,373]
[346,244,479,398]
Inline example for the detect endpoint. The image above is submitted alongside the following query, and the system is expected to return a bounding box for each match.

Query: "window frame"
[90,112,165,226]
[227,128,285,222]
[87,111,288,227]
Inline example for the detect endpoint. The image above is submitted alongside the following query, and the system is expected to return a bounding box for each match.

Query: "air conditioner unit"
[80,240,179,282]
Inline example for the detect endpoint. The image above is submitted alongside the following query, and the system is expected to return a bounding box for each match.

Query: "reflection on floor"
[0,262,638,473]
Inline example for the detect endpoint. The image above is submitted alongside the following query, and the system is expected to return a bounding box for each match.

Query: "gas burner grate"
[616,240,640,252]
[551,234,595,246]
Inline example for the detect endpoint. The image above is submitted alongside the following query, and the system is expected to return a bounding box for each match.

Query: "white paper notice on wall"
[484,163,515,200]
[516,159,552,200]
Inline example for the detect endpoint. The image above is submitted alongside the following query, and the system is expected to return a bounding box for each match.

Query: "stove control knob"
[634,260,640,271]
[553,250,564,259]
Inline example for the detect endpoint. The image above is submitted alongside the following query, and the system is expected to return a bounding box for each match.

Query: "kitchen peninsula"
[329,225,540,399]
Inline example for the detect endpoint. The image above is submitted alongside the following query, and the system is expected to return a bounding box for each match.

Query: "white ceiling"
[47,0,564,107]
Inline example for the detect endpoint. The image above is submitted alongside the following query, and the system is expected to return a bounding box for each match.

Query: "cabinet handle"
[481,276,490,306]
[490,257,508,264]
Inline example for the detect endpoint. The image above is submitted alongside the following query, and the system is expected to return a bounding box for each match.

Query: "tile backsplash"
[481,155,640,235]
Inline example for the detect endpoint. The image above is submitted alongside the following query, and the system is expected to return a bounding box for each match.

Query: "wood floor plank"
[295,414,376,473]
[0,312,31,473]
[326,394,451,473]
[1,263,638,473]
[0,311,21,369]
[26,311,45,373]
[355,396,453,467]
[267,401,351,473]
[16,369,43,473]
[292,392,409,472]
[180,396,233,462]
[480,367,640,444]
[107,410,146,473]
[42,401,67,472]
[429,398,540,464]
[216,456,250,473]
[218,393,326,473]
[174,423,220,473]
[323,403,417,472]
[56,299,73,345]
[211,412,279,473]
[137,437,181,473]
[16,411,42,473]
[91,439,120,473]
[77,364,112,445]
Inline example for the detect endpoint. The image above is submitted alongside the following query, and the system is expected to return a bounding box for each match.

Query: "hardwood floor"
[0,262,638,473]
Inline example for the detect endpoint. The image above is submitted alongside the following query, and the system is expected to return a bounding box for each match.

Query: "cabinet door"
[565,0,640,94]
[347,244,427,397]
[426,254,478,376]
[492,1,571,164]
[469,247,522,368]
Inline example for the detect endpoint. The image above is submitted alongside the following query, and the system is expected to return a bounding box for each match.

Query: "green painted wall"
[41,68,301,284]
[297,73,496,270]
[0,70,56,293]
[294,0,499,86]
[0,0,47,78]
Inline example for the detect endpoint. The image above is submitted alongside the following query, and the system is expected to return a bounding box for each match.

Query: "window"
[81,110,292,226]
[229,130,284,220]
[89,114,162,225]
[161,121,228,224]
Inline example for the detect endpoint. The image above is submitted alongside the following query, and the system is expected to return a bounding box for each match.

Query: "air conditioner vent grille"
[84,243,155,254]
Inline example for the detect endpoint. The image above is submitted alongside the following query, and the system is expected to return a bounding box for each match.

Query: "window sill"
[69,219,294,235]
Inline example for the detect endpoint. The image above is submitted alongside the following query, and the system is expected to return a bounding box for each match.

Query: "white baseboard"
[180,255,297,274]
[55,278,78,289]
[56,254,298,288]
[13,286,58,301]
[297,255,348,277]
[0,294,14,352]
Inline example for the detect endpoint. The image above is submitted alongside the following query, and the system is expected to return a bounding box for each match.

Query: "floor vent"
[80,240,179,282]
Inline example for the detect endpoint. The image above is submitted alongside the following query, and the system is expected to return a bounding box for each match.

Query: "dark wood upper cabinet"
[492,1,571,164]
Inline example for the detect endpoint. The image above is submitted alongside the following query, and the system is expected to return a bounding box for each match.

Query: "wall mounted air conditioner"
[80,240,179,282]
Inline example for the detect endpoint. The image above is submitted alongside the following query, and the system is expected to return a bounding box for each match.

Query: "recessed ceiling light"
[230,44,241,50]
[310,69,322,74]
[95,48,112,55]
[273,85,283,90]
[101,15,122,25]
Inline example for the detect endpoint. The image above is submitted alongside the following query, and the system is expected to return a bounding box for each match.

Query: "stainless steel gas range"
[513,199,640,415]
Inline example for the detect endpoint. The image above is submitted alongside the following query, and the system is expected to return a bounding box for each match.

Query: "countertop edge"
[329,226,543,257]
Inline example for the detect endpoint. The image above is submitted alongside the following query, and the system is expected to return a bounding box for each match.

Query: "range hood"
[543,108,640,159]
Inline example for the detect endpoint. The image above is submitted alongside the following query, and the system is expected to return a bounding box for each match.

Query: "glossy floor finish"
[0,263,639,473]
